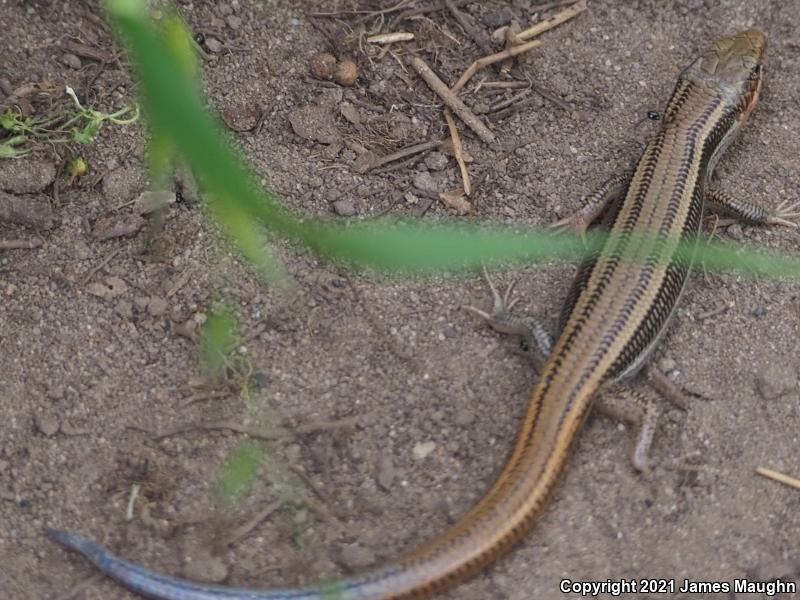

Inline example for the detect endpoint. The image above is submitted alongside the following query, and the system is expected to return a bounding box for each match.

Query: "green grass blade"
[104,0,800,282]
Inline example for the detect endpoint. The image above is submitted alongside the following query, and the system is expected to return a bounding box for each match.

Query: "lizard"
[46,28,799,600]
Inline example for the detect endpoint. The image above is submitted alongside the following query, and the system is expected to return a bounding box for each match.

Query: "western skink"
[48,28,786,600]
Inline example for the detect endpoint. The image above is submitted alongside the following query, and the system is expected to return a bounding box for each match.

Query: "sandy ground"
[1,1,799,599]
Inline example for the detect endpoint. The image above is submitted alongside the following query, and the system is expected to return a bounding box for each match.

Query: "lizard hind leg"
[595,386,660,472]
[462,267,554,370]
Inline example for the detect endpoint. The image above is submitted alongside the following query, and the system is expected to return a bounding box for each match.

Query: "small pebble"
[61,53,82,70]
[755,364,798,400]
[455,408,475,426]
[376,453,395,491]
[483,7,515,27]
[0,78,12,96]
[205,37,223,53]
[339,543,376,570]
[339,101,361,127]
[134,295,151,311]
[727,223,743,240]
[332,199,356,216]
[115,300,134,319]
[175,319,198,340]
[424,152,448,171]
[226,15,241,29]
[413,171,437,193]
[183,550,228,583]
[412,441,436,460]
[293,509,308,525]
[148,296,169,317]
[250,371,269,388]
[658,357,677,373]
[46,386,66,401]
[68,239,92,261]
[284,443,302,464]
[471,101,491,115]
[35,413,60,437]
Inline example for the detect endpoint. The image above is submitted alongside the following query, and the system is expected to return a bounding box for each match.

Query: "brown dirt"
[2,1,799,599]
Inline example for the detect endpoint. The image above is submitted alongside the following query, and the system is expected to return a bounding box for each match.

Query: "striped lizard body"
[48,29,781,600]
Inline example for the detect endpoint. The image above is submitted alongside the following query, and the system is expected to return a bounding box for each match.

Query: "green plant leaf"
[200,305,239,380]
[216,439,263,507]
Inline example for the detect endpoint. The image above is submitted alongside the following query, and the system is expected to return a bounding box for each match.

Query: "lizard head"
[683,29,766,122]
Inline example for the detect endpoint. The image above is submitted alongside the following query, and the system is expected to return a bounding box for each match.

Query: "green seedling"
[216,439,263,508]
[64,85,139,144]
[0,87,140,156]
[0,134,30,158]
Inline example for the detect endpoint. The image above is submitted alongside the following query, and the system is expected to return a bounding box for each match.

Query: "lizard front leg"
[551,171,632,236]
[554,173,800,237]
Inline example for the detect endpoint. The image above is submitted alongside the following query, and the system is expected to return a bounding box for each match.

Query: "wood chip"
[439,188,473,215]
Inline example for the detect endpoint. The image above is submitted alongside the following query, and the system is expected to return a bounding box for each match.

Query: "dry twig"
[756,466,800,492]
[79,248,121,285]
[354,139,442,173]
[410,57,495,144]
[0,239,42,250]
[366,32,415,44]
[518,0,588,41]
[60,39,116,63]
[451,39,542,94]
[223,501,283,546]
[451,0,586,94]
[490,89,533,113]
[443,109,471,196]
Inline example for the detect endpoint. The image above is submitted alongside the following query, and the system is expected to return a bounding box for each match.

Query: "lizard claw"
[767,198,800,228]
[462,267,519,323]
[549,210,590,244]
